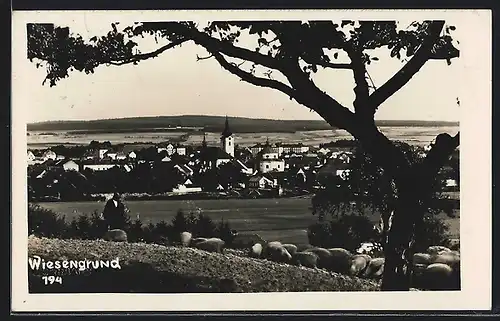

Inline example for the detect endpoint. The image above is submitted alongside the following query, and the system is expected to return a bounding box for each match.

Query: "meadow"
[36,197,460,245]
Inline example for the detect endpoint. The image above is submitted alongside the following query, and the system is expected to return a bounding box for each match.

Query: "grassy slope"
[28,236,379,293]
[27,115,459,133]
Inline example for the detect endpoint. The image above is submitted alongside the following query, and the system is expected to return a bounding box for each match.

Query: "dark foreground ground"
[28,236,379,293]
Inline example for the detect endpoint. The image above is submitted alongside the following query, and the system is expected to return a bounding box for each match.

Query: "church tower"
[220,116,234,157]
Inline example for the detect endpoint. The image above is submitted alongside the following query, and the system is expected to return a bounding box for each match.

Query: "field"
[36,197,460,245]
[28,236,380,293]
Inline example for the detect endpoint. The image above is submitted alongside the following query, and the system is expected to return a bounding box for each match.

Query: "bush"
[308,215,380,252]
[192,214,217,238]
[308,212,452,255]
[28,203,238,248]
[126,219,145,243]
[413,215,452,252]
[215,219,236,246]
[28,204,67,238]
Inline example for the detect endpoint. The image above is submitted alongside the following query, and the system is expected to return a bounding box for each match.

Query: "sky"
[12,11,475,124]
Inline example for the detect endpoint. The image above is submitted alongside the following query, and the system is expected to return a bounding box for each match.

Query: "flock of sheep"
[178,231,461,291]
[103,229,460,291]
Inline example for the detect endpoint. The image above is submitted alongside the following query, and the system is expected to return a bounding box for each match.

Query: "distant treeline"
[28,115,459,133]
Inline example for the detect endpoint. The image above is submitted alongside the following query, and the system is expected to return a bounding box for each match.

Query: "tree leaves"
[313,141,452,223]
[27,20,459,88]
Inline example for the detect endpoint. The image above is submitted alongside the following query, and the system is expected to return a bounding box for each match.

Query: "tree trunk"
[380,177,420,291]
[351,126,422,291]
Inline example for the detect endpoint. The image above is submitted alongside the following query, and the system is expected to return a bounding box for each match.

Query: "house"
[157,143,187,156]
[27,150,45,165]
[233,159,253,175]
[256,143,285,173]
[98,149,109,159]
[263,172,287,188]
[259,158,285,173]
[317,160,352,180]
[83,150,97,160]
[199,146,233,169]
[82,162,117,171]
[317,147,331,155]
[172,178,202,194]
[164,143,176,156]
[250,143,265,155]
[50,159,80,172]
[446,179,458,187]
[259,144,280,160]
[295,168,307,183]
[174,164,194,177]
[248,174,275,189]
[176,146,187,156]
[161,156,172,162]
[42,150,57,161]
[27,151,35,161]
[128,151,137,159]
[115,152,127,160]
[104,150,118,160]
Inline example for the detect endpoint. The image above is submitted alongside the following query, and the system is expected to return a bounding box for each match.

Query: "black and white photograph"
[11,9,491,312]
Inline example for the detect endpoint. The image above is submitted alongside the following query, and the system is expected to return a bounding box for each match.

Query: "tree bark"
[380,175,420,291]
[350,125,421,291]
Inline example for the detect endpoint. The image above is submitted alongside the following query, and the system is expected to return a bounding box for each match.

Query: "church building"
[220,116,234,158]
[198,116,234,169]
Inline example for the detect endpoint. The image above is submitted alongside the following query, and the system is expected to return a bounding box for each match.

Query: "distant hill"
[27,115,459,134]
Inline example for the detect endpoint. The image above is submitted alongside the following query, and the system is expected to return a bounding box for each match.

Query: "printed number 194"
[42,276,63,285]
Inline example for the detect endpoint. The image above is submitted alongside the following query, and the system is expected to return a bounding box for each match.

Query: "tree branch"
[104,38,188,66]
[279,60,359,133]
[422,131,459,173]
[347,50,372,120]
[186,28,283,72]
[211,52,295,99]
[302,59,352,70]
[368,21,446,111]
[196,54,214,61]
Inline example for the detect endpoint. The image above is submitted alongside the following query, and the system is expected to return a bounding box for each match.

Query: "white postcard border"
[11,9,492,312]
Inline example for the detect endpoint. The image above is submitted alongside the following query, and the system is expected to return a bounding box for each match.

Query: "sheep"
[426,245,451,256]
[413,263,429,276]
[282,244,298,256]
[327,248,353,274]
[292,252,319,269]
[363,257,385,279]
[305,247,333,270]
[192,237,225,253]
[413,252,432,265]
[103,229,127,242]
[349,254,372,277]
[249,243,263,258]
[296,244,314,252]
[180,231,192,247]
[431,251,460,269]
[422,263,456,290]
[190,237,208,246]
[231,233,266,249]
[263,241,292,263]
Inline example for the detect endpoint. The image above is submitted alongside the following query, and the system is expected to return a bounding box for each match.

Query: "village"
[26,117,458,201]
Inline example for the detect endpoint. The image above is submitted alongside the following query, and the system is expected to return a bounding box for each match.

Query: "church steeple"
[221,115,232,139]
[202,132,207,148]
[220,115,234,158]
